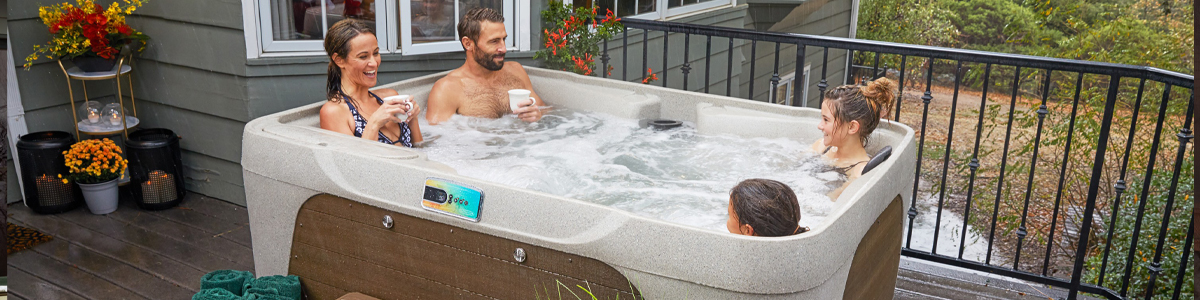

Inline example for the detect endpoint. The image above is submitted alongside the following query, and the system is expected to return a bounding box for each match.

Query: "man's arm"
[509,63,544,122]
[425,78,460,125]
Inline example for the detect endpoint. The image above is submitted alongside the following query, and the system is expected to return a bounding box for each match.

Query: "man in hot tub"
[425,7,545,124]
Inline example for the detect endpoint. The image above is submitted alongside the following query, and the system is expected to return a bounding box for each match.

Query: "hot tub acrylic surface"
[242,67,916,299]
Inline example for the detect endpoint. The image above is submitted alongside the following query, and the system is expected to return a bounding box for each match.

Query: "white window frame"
[800,64,811,107]
[244,0,527,58]
[770,64,811,107]
[399,0,516,55]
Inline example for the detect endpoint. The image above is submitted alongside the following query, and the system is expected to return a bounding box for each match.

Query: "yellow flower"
[62,179,69,184]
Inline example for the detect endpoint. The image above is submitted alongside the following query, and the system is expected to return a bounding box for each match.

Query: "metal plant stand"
[57,55,139,185]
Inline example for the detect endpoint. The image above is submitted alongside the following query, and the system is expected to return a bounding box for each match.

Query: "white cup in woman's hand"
[383,95,413,119]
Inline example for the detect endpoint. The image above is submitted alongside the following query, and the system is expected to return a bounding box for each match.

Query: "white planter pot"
[78,179,119,214]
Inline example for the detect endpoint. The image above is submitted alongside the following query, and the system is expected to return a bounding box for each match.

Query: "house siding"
[9,0,851,206]
[740,0,852,106]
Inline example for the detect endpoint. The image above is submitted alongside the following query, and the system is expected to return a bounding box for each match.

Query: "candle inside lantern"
[109,111,122,125]
[141,170,177,204]
[88,110,100,123]
[35,174,72,204]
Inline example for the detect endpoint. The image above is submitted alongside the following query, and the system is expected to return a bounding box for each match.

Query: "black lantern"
[16,131,83,214]
[127,128,186,210]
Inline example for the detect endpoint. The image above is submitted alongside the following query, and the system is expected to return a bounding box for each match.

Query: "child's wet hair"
[730,179,806,237]
[822,78,897,146]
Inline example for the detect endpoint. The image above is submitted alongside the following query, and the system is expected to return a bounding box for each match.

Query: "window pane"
[637,0,655,14]
[411,0,456,44]
[683,0,699,5]
[668,0,683,8]
[573,0,594,8]
[459,0,504,22]
[270,0,321,40]
[326,0,378,34]
[617,0,635,17]
[596,0,615,17]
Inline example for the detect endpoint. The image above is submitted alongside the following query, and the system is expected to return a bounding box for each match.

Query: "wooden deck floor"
[7,192,252,300]
[7,190,1065,300]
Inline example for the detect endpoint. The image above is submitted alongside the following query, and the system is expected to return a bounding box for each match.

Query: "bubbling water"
[419,108,844,233]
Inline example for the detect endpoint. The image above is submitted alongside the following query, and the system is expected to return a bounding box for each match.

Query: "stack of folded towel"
[193,270,302,300]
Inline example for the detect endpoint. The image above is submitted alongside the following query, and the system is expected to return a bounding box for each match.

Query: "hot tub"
[242,67,915,299]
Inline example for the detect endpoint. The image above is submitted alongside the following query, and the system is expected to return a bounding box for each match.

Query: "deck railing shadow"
[595,18,1195,300]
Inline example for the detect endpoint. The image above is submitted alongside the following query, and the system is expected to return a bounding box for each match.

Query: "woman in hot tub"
[811,78,896,199]
[319,19,423,147]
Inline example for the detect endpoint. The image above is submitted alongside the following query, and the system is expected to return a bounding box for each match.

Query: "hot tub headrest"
[861,146,892,175]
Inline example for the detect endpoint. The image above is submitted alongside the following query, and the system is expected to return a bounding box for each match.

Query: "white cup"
[508,89,533,113]
[383,95,413,119]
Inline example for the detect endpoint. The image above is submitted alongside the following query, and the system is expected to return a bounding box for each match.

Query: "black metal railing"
[599,18,1194,300]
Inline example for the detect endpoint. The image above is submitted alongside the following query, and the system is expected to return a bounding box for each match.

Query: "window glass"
[411,0,456,44]
[325,0,378,35]
[268,0,323,40]
[617,0,636,16]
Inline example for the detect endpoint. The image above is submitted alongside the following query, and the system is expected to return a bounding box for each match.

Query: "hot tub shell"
[242,67,916,299]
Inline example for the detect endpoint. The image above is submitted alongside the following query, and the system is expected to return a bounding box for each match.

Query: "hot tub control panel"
[421,177,484,222]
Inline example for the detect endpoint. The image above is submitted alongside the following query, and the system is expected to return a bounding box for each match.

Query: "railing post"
[726,38,734,97]
[894,55,908,121]
[1099,78,1149,286]
[932,61,963,255]
[985,66,1022,266]
[770,43,781,104]
[622,27,628,81]
[1014,69,1053,271]
[793,43,806,107]
[602,38,610,79]
[959,63,993,260]
[704,35,712,93]
[818,47,828,108]
[1043,72,1085,276]
[905,57,933,250]
[1067,76,1124,300]
[662,32,669,87]
[1142,99,1193,299]
[682,33,691,90]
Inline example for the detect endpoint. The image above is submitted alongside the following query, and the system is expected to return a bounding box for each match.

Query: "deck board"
[50,202,255,272]
[9,246,148,299]
[31,238,196,299]
[8,209,206,291]
[8,268,88,300]
[7,192,253,300]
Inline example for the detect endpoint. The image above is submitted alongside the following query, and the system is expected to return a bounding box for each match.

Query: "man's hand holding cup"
[508,89,541,122]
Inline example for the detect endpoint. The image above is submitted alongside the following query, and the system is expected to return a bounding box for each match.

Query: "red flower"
[117,24,132,35]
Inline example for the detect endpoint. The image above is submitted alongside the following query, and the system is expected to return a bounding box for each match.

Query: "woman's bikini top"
[345,92,413,148]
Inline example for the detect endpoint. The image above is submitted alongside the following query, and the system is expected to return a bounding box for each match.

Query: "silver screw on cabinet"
[382,215,394,229]
[514,248,526,263]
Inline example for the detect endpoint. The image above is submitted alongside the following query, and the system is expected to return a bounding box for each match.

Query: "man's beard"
[473,46,505,71]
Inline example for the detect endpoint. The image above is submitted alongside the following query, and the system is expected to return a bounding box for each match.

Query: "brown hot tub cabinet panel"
[288,194,640,300]
[842,196,903,300]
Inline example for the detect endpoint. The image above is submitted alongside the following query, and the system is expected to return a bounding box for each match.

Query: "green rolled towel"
[192,288,245,300]
[201,270,254,296]
[246,275,302,300]
[244,288,293,300]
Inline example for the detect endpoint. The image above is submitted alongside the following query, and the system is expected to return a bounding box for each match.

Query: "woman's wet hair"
[822,78,897,146]
[324,18,375,102]
[730,179,806,237]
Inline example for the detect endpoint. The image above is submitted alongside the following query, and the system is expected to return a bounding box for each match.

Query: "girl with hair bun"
[811,78,897,199]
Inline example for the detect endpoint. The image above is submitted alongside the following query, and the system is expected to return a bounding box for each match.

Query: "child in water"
[810,78,897,200]
[726,179,808,237]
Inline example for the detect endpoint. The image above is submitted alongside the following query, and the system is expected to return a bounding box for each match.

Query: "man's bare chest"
[458,75,525,118]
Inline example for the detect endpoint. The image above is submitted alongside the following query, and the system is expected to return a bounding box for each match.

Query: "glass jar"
[80,101,103,124]
[102,103,123,126]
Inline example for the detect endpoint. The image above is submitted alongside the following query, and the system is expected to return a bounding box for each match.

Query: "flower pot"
[78,179,120,214]
[72,55,117,72]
